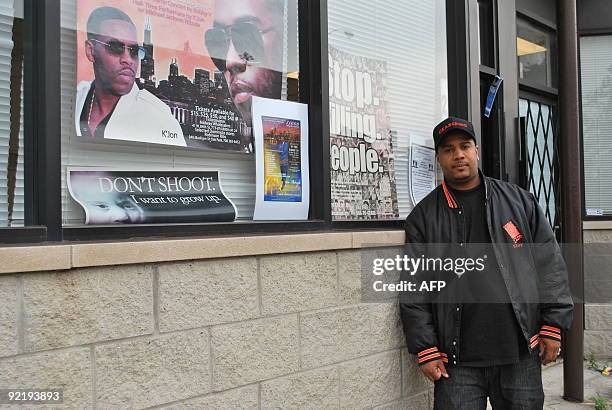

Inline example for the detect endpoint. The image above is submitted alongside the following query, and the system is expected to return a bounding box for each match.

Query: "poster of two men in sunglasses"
[75,0,288,153]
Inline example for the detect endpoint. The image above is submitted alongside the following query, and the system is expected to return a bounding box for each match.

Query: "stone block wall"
[0,249,433,409]
[584,229,612,359]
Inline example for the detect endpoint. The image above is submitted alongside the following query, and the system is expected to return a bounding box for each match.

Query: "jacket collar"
[441,169,490,209]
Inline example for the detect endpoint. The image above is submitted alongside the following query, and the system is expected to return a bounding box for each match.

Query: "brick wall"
[0,249,433,409]
[584,229,612,359]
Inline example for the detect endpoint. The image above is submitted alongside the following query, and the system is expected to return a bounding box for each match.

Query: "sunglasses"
[205,22,274,71]
[90,38,146,60]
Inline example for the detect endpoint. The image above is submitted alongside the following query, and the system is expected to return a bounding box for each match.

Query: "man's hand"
[539,338,561,365]
[420,359,450,382]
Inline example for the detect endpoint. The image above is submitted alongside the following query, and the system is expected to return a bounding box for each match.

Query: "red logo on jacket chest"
[503,220,523,247]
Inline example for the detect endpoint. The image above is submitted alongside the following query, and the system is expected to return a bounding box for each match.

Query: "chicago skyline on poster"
[133,15,250,151]
[75,0,288,152]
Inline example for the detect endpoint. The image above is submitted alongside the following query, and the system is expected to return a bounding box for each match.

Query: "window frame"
[515,8,564,230]
[579,31,612,221]
[516,10,559,95]
[0,0,456,244]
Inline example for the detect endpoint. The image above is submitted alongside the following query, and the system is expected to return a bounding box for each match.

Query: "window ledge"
[0,230,405,274]
[583,220,612,230]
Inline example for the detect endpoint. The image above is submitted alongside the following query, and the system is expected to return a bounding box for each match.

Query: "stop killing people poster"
[74,0,288,152]
[328,46,399,221]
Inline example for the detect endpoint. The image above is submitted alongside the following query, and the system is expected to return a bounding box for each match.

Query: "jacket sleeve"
[400,206,443,365]
[528,193,574,341]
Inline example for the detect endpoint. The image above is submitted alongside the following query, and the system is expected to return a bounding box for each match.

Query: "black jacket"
[400,172,574,366]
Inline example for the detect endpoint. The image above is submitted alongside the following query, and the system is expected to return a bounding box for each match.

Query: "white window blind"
[580,35,612,215]
[0,0,23,228]
[327,0,448,218]
[60,0,296,225]
[0,2,13,227]
[12,64,24,226]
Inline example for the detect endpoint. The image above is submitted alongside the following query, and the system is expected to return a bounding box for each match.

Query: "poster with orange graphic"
[262,116,302,202]
[74,0,287,152]
[252,97,309,220]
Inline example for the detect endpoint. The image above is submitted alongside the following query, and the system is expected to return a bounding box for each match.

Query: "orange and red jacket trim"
[417,347,448,365]
[441,180,459,209]
[530,325,562,349]
[529,333,540,349]
[539,325,562,342]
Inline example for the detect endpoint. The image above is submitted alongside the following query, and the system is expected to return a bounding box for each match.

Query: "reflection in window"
[516,17,557,88]
[477,0,495,68]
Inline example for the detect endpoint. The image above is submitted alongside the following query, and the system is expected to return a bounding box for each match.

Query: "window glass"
[328,0,448,221]
[0,0,24,227]
[477,0,495,68]
[60,0,299,225]
[519,98,557,225]
[516,17,557,88]
[581,35,612,216]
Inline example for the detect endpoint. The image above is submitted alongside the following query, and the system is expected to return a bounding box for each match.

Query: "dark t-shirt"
[79,83,115,139]
[449,181,528,366]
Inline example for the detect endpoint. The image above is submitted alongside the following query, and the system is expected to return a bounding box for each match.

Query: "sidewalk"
[542,360,612,409]
[483,360,611,409]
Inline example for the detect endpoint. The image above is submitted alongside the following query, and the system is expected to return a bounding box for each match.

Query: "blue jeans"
[433,353,545,409]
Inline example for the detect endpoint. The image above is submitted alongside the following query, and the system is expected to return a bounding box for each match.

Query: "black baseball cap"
[433,117,477,151]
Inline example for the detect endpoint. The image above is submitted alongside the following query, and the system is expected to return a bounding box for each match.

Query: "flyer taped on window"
[252,97,309,220]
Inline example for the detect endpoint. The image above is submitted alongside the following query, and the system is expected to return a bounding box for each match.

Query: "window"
[519,98,557,226]
[60,0,300,226]
[0,0,24,227]
[517,16,557,88]
[477,0,496,68]
[1,0,454,242]
[580,35,612,216]
[327,0,448,221]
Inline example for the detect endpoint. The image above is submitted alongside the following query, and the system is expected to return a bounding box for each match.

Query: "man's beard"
[232,69,282,126]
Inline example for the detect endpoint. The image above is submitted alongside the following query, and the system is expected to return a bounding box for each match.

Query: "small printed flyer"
[262,116,302,203]
[409,143,436,206]
[252,97,310,220]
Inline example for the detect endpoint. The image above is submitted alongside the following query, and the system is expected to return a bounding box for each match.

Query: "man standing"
[75,6,186,147]
[400,117,573,409]
[205,0,284,127]
[278,134,289,189]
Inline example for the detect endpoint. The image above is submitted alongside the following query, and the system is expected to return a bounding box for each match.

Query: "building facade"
[0,0,608,408]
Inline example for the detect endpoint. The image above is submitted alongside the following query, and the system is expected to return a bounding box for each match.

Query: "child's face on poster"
[212,0,284,125]
[71,174,145,224]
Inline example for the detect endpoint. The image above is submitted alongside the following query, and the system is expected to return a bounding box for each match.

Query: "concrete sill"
[0,230,405,274]
[583,220,612,230]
